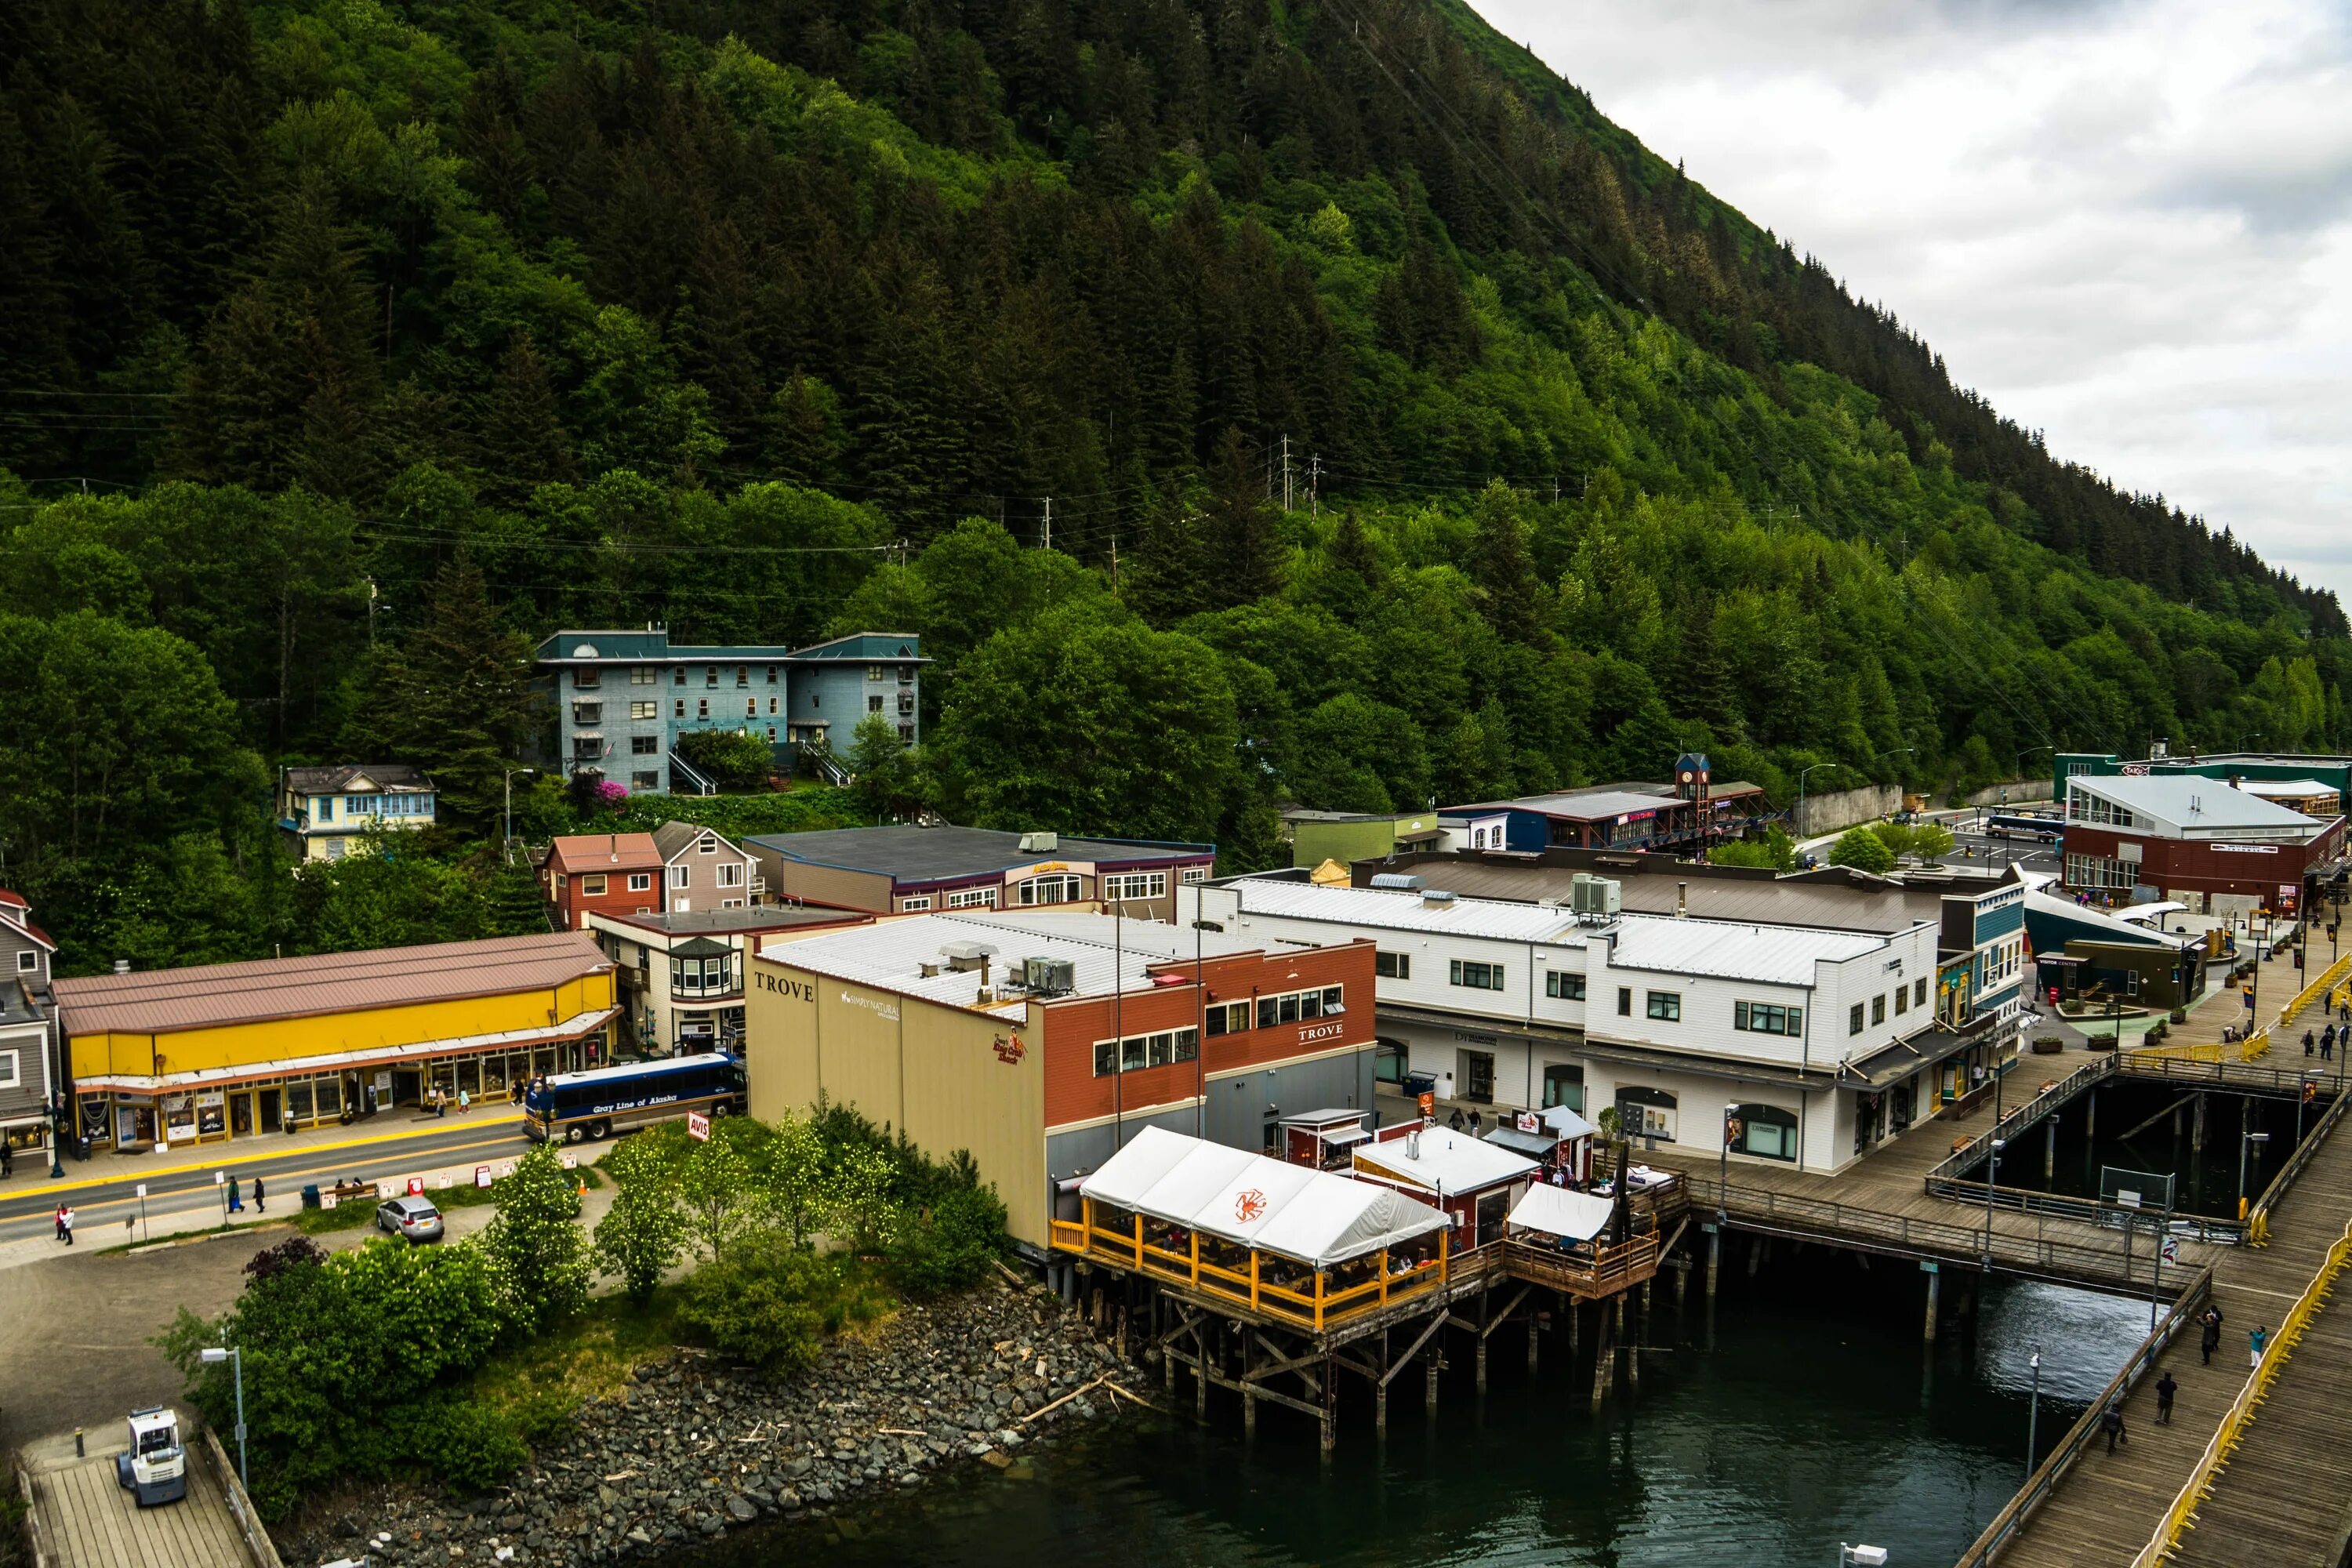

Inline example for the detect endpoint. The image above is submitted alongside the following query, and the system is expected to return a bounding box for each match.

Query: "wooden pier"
[20,1423,269,1568]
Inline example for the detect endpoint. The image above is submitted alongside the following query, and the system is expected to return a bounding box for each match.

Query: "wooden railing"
[1047,1201,1450,1332]
[1953,1266,2215,1568]
[2129,1222,2352,1566]
[1503,1232,1662,1298]
[1926,1057,2114,1183]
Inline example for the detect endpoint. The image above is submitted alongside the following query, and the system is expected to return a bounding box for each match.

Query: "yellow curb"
[8,1110,528,1200]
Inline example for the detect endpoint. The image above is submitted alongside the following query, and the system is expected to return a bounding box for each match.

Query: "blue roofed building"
[532,629,925,794]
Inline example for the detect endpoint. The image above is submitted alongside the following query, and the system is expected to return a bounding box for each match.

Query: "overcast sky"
[1476,0,2352,610]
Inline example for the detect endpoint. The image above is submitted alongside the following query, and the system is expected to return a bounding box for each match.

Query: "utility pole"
[1040,497,1051,553]
[1281,434,1294,512]
[366,576,378,648]
[1308,455,1322,517]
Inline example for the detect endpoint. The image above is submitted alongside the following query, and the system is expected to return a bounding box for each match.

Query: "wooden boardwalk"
[22,1422,256,1568]
[1977,973,2352,1568]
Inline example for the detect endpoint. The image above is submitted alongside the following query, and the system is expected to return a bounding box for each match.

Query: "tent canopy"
[1079,1126,1448,1268]
[1507,1185,1616,1242]
[1352,1124,1537,1196]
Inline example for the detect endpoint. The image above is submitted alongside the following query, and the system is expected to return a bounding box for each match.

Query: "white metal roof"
[1080,1127,1449,1267]
[2234,778,2337,799]
[2073,774,2323,833]
[1225,879,1590,942]
[1352,1124,1538,1196]
[1603,914,1888,986]
[1508,1185,1617,1241]
[1539,1105,1597,1140]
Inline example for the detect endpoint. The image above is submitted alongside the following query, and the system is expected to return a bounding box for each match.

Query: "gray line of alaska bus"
[524,1052,746,1143]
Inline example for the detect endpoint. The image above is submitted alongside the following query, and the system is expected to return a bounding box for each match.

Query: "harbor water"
[695,1247,2151,1568]
[1983,1075,2323,1218]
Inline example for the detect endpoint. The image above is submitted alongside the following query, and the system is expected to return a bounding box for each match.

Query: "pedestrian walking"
[456,1087,470,1114]
[227,1176,242,1213]
[2,1142,13,1178]
[2155,1371,2178,1424]
[2200,1308,2223,1366]
[2305,1029,2317,1057]
[2100,1403,2128,1454]
[56,1203,74,1245]
[2251,1325,2269,1367]
[252,1176,266,1213]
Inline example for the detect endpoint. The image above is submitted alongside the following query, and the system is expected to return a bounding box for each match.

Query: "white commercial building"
[1184,877,1948,1175]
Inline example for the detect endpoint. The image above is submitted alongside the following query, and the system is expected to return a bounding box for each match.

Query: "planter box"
[2031,1036,2065,1054]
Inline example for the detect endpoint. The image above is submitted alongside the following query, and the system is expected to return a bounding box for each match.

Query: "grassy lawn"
[467,1290,688,1441]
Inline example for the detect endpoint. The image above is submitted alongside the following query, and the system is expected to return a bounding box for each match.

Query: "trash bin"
[302,1183,321,1210]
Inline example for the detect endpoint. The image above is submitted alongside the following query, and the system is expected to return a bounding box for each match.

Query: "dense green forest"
[2,0,2346,975]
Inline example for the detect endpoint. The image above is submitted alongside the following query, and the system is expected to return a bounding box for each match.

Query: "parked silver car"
[376,1195,444,1243]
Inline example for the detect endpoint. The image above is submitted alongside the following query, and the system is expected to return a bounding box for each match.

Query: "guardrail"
[2128,1222,2352,1566]
[1683,1174,2163,1285]
[1920,1173,2245,1245]
[2246,1088,2352,1245]
[1952,1265,2214,1568]
[1927,1058,2114,1185]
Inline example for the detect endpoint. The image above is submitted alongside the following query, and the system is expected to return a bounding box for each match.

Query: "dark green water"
[697,1251,2148,1568]
[1980,1078,2325,1218]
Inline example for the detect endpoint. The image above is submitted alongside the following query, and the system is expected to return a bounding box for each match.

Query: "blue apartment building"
[533,630,926,794]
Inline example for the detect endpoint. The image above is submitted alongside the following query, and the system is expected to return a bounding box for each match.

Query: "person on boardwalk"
[252,1175,265,1212]
[2200,1307,2223,1365]
[2250,1325,2269,1367]
[2325,1025,2339,1063]
[2305,1029,2317,1057]
[2100,1403,2128,1453]
[2155,1370,2178,1424]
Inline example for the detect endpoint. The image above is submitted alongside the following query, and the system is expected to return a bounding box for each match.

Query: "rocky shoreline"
[283,1279,1131,1568]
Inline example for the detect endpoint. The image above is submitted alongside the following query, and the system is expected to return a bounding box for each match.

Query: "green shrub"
[677,1233,828,1377]
[675,728,775,791]
[385,1393,531,1496]
[887,1183,1009,1299]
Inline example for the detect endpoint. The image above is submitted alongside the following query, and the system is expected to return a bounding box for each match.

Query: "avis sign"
[687,1110,712,1142]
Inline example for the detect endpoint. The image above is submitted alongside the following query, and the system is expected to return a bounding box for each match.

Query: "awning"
[1540,1105,1596,1140]
[1319,1125,1371,1148]
[1483,1127,1558,1160]
[1507,1185,1616,1242]
[1080,1126,1446,1268]
[71,1007,619,1096]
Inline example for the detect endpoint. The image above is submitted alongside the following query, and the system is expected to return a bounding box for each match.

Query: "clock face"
[1680,771,1693,782]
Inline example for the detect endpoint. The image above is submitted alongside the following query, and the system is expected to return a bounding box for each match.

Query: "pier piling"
[1705,1228,1720,1298]
[2045,1114,2057,1178]
[1922,1267,1940,1343]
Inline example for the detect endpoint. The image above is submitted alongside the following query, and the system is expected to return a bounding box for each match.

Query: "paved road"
[0,1115,542,1244]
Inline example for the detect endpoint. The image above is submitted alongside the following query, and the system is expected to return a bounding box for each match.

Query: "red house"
[542,833,664,930]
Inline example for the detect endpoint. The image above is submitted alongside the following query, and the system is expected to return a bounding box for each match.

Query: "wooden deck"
[1962,969,2352,1568]
[22,1424,258,1568]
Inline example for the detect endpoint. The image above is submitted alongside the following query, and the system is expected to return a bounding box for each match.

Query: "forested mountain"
[1,0,2345,971]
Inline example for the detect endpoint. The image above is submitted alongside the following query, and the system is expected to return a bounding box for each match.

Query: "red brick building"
[2060,773,2347,918]
[743,909,1377,1250]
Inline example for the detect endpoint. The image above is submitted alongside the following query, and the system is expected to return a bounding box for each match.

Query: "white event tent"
[1505,1184,1617,1243]
[1079,1126,1449,1269]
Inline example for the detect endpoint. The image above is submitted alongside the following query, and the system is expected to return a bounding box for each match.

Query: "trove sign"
[757,971,816,1001]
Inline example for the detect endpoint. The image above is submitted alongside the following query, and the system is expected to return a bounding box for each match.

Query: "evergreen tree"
[1470,481,1545,644]
[356,554,536,837]
[1204,426,1285,609]
[476,335,575,505]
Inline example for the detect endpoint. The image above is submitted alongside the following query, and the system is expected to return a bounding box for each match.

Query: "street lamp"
[2236,731,2263,754]
[1981,1137,2007,1270]
[198,1345,246,1492]
[47,1094,66,1180]
[502,768,535,864]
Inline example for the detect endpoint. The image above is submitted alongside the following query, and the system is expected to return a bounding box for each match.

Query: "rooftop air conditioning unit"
[1570,873,1622,918]
[1369,873,1425,891]
[1018,831,1058,854]
[938,940,996,973]
[1022,956,1077,996]
[1421,889,1457,910]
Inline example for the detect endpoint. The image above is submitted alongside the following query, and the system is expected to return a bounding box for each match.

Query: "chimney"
[608,833,618,863]
[112,958,130,975]
[1406,1130,1421,1160]
[1676,881,1688,918]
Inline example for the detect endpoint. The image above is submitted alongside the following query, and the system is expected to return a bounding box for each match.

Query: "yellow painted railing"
[2134,952,2352,1065]
[2130,1218,2352,1566]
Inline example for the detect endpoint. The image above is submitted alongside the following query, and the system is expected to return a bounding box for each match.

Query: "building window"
[670,866,690,890]
[1103,871,1168,902]
[768,697,779,714]
[1016,874,1081,906]
[1449,959,1506,991]
[1849,1003,1865,1035]
[1375,951,1411,980]
[1180,867,1208,884]
[946,887,997,909]
[1203,1001,1250,1036]
[632,771,658,790]
[811,694,820,710]
[1617,987,1632,1016]
[632,735,659,755]
[868,665,885,681]
[572,701,603,724]
[900,895,933,912]
[317,797,334,822]
[631,666,655,685]
[324,837,347,859]
[572,667,601,689]
[0,1050,16,1089]
[1457,1049,1496,1103]
[706,666,720,688]
[674,699,686,718]
[1893,985,1908,1015]
[1254,985,1345,1029]
[1733,1001,1802,1036]
[767,666,779,684]
[628,873,652,892]
[1915,978,1929,1007]
[582,874,608,896]
[1092,1027,1199,1076]
[1871,995,1887,1025]
[697,699,709,718]
[868,695,884,713]
[1541,1063,1584,1112]
[717,862,743,888]
[1545,971,1585,1000]
[630,701,657,720]
[1728,1103,1798,1161]
[15,949,34,973]
[736,665,750,688]
[1646,991,1681,1022]
[898,724,915,742]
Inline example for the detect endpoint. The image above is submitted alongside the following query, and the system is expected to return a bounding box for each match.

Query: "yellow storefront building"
[54,932,617,1150]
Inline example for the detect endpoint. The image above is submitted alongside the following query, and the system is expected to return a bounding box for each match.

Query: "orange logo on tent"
[1234,1189,1266,1222]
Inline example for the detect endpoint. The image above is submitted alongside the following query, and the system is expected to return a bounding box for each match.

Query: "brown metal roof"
[546,833,663,872]
[53,931,613,1037]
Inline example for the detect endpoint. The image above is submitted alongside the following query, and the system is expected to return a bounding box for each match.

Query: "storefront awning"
[72,1007,619,1097]
[1507,1185,1616,1242]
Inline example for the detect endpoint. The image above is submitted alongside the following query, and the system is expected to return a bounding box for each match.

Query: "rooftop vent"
[112,958,131,975]
[1406,1131,1421,1160]
[939,940,996,972]
[1369,873,1425,891]
[1018,831,1059,854]
[1570,873,1622,919]
[1022,956,1077,996]
[1421,889,1457,910]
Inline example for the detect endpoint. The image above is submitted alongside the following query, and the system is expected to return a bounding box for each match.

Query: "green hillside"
[0,0,2343,969]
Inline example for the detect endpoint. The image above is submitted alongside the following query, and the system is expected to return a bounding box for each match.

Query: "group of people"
[2303,1024,2342,1062]
[2103,1305,2281,1454]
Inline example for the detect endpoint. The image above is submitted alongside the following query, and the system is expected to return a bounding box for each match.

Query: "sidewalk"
[0,1105,528,1203]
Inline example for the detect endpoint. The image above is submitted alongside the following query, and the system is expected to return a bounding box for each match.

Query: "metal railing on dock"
[1953,1266,2215,1568]
[1502,1232,1662,1298]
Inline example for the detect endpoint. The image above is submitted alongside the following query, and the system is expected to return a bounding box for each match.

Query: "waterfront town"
[7,3,2352,1566]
